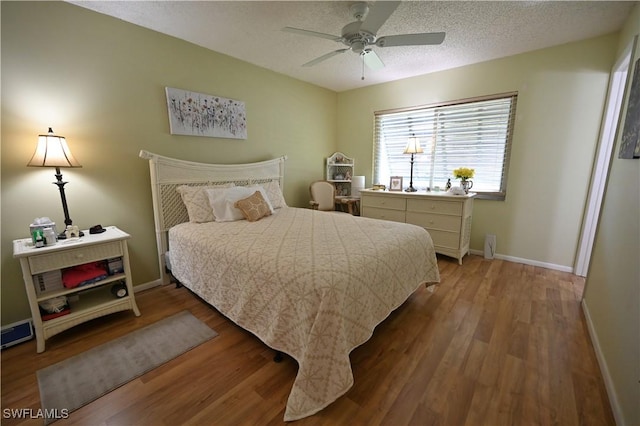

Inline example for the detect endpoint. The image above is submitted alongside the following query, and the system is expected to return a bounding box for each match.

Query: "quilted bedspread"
[168,207,440,421]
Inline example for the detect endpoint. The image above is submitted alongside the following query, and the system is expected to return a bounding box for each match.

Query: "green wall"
[1,1,337,324]
[583,3,640,425]
[337,34,618,269]
[2,2,638,421]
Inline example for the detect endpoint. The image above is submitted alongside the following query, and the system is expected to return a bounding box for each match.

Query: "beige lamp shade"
[27,128,81,168]
[403,136,423,155]
[351,175,365,196]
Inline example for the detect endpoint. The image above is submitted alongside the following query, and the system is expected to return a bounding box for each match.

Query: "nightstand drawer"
[361,195,406,211]
[28,241,123,274]
[406,212,461,232]
[407,199,462,216]
[363,207,406,223]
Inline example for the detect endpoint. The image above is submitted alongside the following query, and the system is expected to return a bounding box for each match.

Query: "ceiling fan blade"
[362,49,385,70]
[376,32,446,47]
[282,26,342,42]
[359,1,400,35]
[302,49,349,67]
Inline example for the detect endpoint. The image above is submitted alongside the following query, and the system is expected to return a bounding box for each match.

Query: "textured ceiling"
[68,1,636,92]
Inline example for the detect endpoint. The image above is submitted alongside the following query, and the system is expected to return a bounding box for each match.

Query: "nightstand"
[13,226,141,353]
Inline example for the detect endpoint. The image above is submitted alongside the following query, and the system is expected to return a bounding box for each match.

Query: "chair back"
[309,181,336,211]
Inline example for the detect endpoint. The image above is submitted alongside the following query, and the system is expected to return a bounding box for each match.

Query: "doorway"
[574,36,637,277]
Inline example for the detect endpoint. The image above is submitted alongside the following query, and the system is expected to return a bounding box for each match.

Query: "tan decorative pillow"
[177,183,234,223]
[234,191,272,222]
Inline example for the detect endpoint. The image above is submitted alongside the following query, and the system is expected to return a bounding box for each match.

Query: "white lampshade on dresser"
[351,176,365,196]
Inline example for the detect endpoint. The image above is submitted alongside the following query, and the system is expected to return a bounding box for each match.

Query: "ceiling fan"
[282,1,445,73]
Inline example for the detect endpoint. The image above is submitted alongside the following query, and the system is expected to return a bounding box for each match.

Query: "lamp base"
[57,230,84,240]
[405,186,418,192]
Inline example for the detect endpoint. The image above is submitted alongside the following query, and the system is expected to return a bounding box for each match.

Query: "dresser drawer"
[406,212,461,232]
[363,206,406,223]
[407,198,462,216]
[361,195,406,211]
[428,229,461,250]
[28,241,123,274]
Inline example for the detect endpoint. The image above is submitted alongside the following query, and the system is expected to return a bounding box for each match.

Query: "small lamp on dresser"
[27,128,83,239]
[403,135,423,192]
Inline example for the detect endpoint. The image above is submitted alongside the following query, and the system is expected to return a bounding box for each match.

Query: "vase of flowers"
[453,167,475,194]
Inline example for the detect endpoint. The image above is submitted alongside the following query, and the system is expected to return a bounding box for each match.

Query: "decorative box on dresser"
[360,190,476,264]
[13,226,141,353]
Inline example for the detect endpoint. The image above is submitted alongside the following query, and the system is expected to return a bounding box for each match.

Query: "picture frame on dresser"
[389,176,403,191]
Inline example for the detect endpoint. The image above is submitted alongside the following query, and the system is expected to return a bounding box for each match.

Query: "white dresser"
[360,190,475,264]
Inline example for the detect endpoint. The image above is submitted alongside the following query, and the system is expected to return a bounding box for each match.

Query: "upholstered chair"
[309,181,336,211]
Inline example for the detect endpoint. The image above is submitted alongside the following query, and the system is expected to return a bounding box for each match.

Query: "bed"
[139,150,440,421]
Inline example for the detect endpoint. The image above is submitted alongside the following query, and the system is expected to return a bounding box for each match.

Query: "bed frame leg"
[165,267,182,288]
[273,351,284,363]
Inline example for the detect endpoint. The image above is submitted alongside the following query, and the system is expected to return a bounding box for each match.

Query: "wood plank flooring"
[1,255,615,425]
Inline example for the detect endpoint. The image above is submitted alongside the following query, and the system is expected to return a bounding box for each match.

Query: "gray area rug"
[37,311,217,423]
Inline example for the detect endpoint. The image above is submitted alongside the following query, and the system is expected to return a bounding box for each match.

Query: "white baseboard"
[468,249,573,273]
[132,279,163,293]
[581,299,624,425]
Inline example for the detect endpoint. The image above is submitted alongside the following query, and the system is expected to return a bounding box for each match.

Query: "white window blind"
[374,92,517,200]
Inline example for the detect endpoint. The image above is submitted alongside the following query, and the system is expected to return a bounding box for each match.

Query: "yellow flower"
[453,167,475,179]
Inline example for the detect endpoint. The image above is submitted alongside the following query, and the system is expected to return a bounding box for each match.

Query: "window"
[373,92,517,200]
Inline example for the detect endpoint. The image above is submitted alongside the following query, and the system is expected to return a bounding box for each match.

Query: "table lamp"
[27,128,83,239]
[403,135,423,192]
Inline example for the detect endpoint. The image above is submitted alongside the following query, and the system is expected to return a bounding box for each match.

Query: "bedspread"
[168,207,440,420]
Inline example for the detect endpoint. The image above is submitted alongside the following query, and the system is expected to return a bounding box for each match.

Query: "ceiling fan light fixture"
[352,40,365,54]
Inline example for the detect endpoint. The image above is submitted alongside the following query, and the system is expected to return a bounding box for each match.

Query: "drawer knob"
[431,205,436,209]
[76,253,84,258]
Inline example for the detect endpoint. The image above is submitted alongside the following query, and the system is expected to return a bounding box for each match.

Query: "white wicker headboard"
[139,150,287,284]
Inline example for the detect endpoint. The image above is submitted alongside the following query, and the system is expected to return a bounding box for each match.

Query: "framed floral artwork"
[165,87,247,139]
[619,56,640,158]
[619,35,640,159]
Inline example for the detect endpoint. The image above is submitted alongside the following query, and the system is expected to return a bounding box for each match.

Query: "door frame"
[574,36,637,277]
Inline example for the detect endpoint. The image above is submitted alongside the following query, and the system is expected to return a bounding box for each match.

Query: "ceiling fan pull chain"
[361,54,365,80]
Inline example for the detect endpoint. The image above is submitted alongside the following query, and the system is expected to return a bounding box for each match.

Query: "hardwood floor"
[1,255,615,425]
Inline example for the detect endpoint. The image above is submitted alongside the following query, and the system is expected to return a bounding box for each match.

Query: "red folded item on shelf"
[62,261,108,288]
[41,308,71,321]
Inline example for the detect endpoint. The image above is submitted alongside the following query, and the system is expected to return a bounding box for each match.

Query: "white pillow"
[260,180,287,209]
[177,183,234,223]
[206,186,274,222]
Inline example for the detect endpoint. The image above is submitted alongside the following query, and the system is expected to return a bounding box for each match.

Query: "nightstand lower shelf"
[42,286,140,342]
